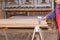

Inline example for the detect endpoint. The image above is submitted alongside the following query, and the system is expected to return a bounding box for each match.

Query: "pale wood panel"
[0,16,48,28]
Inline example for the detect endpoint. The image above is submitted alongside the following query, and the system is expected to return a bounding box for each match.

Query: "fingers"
[42,17,47,20]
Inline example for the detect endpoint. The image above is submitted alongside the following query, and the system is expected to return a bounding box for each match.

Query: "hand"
[42,17,47,20]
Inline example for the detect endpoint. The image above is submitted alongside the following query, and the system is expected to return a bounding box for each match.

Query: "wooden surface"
[0,16,48,28]
[3,9,51,12]
[0,10,2,19]
[0,29,58,40]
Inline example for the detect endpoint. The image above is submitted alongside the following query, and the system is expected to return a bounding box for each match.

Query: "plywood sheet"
[0,16,48,28]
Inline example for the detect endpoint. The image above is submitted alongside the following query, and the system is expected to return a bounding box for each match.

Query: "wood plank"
[3,9,51,12]
[0,10,2,19]
[0,1,2,19]
[0,19,38,27]
[0,16,48,28]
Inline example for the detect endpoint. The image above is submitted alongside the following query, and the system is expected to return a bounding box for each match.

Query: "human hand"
[42,16,47,20]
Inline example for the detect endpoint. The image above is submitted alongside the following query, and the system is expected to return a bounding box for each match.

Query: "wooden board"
[3,9,51,12]
[0,16,48,28]
[0,10,2,19]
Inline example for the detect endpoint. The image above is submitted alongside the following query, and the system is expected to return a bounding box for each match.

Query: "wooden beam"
[0,10,2,19]
[3,9,52,12]
[0,1,2,19]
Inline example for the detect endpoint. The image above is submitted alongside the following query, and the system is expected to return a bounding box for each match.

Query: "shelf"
[3,9,51,12]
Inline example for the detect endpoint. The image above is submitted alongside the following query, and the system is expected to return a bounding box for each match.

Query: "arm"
[46,9,56,18]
